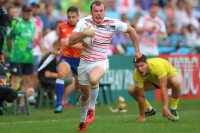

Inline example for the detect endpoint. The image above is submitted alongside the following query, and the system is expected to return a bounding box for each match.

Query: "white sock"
[88,84,99,110]
[80,98,90,123]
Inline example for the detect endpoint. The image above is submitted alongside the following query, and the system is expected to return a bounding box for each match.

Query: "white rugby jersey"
[73,17,127,63]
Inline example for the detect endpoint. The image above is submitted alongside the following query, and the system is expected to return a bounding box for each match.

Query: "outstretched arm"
[125,25,142,61]
[125,25,140,52]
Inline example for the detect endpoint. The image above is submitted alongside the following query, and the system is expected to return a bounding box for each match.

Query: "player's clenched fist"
[83,26,95,37]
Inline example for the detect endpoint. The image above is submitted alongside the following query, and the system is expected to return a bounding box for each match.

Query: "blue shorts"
[60,56,80,75]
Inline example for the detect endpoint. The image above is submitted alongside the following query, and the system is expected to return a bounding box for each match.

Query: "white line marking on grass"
[0,110,198,125]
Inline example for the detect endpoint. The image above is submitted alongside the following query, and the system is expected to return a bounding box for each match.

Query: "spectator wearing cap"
[186,24,197,47]
[6,4,35,106]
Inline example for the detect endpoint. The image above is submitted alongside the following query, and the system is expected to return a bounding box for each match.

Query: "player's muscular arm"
[126,25,142,61]
[159,75,175,121]
[61,39,82,50]
[137,87,146,121]
[71,43,82,50]
[126,25,140,52]
[68,26,94,46]
[158,75,168,107]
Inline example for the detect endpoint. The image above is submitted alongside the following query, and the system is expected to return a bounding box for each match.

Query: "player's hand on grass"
[136,116,146,122]
[134,51,142,62]
[162,108,174,121]
[83,26,95,37]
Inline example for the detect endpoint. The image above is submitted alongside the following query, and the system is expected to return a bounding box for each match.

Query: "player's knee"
[171,79,181,89]
[58,71,65,79]
[81,92,89,99]
[89,76,98,86]
[128,85,136,95]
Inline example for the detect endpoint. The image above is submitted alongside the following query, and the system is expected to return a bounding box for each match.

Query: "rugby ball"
[80,23,94,45]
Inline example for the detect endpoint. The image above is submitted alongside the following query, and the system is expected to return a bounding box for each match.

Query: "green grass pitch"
[0,99,200,133]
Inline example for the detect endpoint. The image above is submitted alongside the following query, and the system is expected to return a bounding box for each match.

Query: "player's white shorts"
[78,59,109,85]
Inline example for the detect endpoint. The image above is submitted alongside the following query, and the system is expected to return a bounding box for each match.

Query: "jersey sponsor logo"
[0,78,10,85]
[22,32,33,37]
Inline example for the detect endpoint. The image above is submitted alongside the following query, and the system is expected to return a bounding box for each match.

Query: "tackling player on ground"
[52,6,82,113]
[68,1,142,131]
[128,55,181,122]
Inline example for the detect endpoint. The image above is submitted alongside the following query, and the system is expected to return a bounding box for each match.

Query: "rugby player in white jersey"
[68,1,142,131]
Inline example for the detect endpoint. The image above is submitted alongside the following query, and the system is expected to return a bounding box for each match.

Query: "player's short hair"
[133,54,147,64]
[150,3,159,8]
[67,6,79,15]
[90,1,105,11]
[7,5,17,13]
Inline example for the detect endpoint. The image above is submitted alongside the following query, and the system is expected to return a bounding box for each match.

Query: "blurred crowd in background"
[1,0,200,57]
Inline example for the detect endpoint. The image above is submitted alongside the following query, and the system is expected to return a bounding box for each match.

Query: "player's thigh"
[167,74,181,89]
[74,75,80,92]
[58,62,71,78]
[143,80,157,92]
[89,66,105,85]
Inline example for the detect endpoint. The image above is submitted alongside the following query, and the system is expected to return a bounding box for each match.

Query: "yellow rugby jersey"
[133,57,178,88]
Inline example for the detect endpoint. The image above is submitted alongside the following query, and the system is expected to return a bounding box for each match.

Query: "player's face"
[91,4,105,24]
[150,6,158,18]
[67,12,79,27]
[22,10,32,20]
[135,62,148,76]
